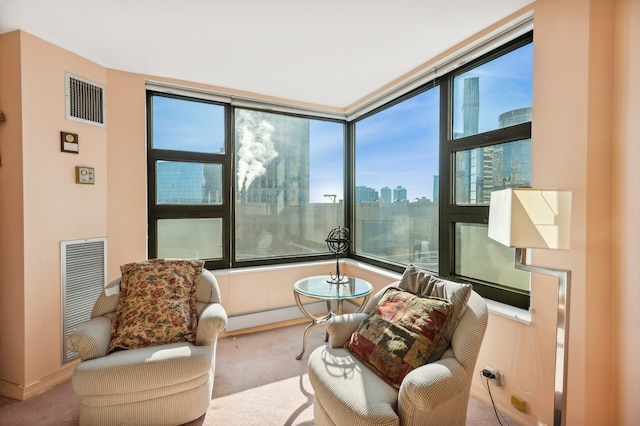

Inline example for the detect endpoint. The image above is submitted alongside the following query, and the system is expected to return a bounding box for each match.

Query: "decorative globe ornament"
[325,226,350,283]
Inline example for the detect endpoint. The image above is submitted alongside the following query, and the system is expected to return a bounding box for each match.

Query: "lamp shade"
[488,188,572,250]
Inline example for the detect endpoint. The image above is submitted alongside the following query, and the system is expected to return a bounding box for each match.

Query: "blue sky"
[151,42,532,204]
[353,88,440,202]
[351,42,533,202]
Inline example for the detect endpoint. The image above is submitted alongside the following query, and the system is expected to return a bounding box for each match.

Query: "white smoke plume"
[237,113,278,191]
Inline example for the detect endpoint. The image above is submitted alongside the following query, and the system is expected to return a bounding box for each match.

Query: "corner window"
[146,31,534,308]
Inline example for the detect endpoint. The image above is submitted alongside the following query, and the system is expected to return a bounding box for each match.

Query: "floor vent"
[65,73,106,127]
[61,237,107,363]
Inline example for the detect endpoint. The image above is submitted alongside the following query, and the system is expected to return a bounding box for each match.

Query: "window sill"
[485,299,531,325]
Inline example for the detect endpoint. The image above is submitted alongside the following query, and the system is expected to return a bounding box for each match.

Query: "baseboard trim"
[0,362,76,401]
[226,300,359,332]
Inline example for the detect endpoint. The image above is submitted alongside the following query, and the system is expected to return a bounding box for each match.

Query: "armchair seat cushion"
[308,346,399,426]
[72,341,214,399]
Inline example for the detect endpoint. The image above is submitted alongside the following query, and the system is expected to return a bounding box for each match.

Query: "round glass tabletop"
[293,275,373,300]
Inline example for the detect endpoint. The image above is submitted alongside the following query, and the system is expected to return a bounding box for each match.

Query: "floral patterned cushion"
[345,287,453,389]
[108,259,204,353]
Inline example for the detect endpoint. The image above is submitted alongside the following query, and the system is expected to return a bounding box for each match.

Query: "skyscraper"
[393,186,407,202]
[356,186,379,203]
[380,186,392,203]
[462,77,480,137]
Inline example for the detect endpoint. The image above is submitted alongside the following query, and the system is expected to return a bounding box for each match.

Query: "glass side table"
[293,275,373,360]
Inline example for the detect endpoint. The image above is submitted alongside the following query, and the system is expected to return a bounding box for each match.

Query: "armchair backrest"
[448,290,488,370]
[195,269,222,313]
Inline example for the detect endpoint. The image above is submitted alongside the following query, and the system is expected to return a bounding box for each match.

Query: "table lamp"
[488,188,572,426]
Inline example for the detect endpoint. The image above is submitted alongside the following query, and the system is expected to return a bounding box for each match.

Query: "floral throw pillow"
[345,287,453,389]
[108,259,204,353]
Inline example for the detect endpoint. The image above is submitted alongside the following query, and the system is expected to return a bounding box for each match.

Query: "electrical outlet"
[511,395,526,412]
[482,366,504,386]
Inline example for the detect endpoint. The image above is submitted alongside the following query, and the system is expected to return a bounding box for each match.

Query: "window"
[352,87,440,270]
[441,34,533,308]
[147,92,230,269]
[234,109,345,262]
[148,94,345,268]
[351,32,533,308]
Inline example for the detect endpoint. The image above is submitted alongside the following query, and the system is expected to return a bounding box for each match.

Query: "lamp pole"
[514,248,570,426]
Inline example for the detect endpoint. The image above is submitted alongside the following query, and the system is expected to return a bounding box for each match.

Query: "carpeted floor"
[0,322,505,425]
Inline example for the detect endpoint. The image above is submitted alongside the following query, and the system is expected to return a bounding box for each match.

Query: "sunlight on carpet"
[206,375,314,426]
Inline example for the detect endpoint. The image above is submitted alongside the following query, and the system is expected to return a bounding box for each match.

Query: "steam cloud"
[237,113,278,191]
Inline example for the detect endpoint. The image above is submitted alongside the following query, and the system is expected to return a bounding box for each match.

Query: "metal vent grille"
[61,237,107,363]
[65,73,106,127]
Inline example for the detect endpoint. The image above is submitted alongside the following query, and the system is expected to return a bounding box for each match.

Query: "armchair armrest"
[325,313,368,348]
[65,316,112,361]
[398,355,467,412]
[196,303,228,346]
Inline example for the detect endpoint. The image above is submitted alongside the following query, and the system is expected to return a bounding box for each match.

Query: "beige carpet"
[0,322,502,425]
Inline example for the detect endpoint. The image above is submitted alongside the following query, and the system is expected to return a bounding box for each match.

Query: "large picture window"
[353,87,440,270]
[147,31,533,307]
[147,92,230,269]
[234,109,345,262]
[148,95,344,268]
[441,34,533,308]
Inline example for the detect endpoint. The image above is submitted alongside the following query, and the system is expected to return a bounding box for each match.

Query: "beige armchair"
[308,275,488,426]
[66,266,227,426]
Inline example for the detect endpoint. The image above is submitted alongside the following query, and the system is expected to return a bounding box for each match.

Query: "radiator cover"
[60,237,107,363]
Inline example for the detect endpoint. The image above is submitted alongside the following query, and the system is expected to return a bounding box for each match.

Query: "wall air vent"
[65,73,106,127]
[61,237,107,363]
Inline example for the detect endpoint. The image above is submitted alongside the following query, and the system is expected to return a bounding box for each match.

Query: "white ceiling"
[0,0,533,110]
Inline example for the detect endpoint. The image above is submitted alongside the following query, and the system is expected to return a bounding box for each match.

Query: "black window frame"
[230,106,348,268]
[438,32,533,309]
[147,92,347,269]
[146,91,233,270]
[146,31,534,308]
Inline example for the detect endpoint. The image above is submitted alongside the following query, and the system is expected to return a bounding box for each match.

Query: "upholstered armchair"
[308,266,488,426]
[66,260,227,426]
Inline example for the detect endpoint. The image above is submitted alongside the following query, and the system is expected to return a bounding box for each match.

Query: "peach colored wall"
[613,0,640,424]
[21,30,109,389]
[105,70,148,276]
[0,30,108,399]
[214,260,397,318]
[0,30,26,392]
[469,1,624,425]
[533,1,615,424]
